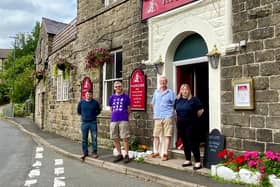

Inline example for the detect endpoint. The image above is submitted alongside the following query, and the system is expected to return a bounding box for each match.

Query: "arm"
[77,101,82,115]
[197,108,204,117]
[96,101,101,116]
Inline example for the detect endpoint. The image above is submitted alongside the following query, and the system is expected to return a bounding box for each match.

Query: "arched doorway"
[173,33,209,150]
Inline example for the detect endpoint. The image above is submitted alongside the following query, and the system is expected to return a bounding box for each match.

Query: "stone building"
[35,0,280,156]
[35,0,151,147]
[221,0,280,153]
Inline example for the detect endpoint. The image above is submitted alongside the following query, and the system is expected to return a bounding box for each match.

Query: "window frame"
[102,49,122,110]
[56,71,69,101]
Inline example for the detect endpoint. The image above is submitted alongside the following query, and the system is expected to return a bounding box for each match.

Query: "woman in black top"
[175,84,204,170]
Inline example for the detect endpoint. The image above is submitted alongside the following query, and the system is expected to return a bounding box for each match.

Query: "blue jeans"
[81,121,97,155]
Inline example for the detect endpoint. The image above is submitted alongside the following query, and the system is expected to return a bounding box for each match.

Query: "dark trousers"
[81,121,97,155]
[177,119,201,162]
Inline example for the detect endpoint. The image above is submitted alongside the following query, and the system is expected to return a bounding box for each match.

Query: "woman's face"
[181,86,189,98]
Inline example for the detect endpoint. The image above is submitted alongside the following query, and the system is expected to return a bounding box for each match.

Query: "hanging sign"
[142,0,197,20]
[81,77,92,100]
[129,69,146,111]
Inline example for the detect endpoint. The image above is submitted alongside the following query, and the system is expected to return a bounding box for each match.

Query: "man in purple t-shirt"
[109,81,131,163]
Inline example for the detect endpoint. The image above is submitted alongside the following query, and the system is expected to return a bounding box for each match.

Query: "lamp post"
[9,36,17,118]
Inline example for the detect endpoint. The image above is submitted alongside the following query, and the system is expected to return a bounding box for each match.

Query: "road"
[0,120,164,187]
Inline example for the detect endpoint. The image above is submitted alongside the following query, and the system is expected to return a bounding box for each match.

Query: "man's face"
[85,92,93,100]
[159,79,167,89]
[114,83,123,94]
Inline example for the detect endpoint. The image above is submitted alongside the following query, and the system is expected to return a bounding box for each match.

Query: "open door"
[175,62,209,146]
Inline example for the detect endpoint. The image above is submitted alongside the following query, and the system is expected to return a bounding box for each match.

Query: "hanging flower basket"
[55,58,67,71]
[35,70,45,80]
[53,57,73,79]
[85,48,112,69]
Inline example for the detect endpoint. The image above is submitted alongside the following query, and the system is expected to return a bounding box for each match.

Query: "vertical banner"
[129,69,146,111]
[81,77,92,100]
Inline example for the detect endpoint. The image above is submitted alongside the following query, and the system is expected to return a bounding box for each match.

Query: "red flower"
[85,48,112,69]
[235,155,245,164]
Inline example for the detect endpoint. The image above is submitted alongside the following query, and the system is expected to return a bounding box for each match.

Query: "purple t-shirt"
[109,93,130,122]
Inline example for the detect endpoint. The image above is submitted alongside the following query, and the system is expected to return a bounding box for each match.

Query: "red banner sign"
[142,0,197,20]
[81,77,92,100]
[129,69,146,111]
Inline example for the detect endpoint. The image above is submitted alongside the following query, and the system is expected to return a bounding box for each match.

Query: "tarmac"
[5,117,244,187]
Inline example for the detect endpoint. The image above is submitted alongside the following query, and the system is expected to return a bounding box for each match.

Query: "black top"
[175,97,203,125]
[77,99,101,122]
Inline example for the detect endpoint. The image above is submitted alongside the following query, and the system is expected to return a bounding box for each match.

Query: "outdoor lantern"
[154,55,164,75]
[207,45,221,69]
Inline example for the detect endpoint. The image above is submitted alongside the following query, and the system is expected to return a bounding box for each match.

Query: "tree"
[0,22,40,104]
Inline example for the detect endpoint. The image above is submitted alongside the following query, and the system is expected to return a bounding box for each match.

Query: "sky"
[0,0,77,49]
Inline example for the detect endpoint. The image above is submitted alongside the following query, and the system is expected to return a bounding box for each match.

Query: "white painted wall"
[147,0,232,132]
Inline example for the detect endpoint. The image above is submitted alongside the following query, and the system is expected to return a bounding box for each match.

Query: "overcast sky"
[0,0,77,49]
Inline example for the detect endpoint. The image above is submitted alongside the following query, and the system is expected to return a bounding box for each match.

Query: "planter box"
[211,165,280,187]
[239,168,260,185]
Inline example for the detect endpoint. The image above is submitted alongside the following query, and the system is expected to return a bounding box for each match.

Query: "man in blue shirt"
[151,76,176,161]
[77,90,101,160]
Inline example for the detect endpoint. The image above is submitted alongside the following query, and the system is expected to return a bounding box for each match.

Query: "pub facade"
[35,0,280,156]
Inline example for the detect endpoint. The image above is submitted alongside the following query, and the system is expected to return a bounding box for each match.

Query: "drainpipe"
[225,0,232,45]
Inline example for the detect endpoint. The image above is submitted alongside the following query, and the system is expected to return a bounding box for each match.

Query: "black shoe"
[123,155,130,164]
[193,165,202,170]
[113,155,123,162]
[80,154,88,161]
[182,163,192,167]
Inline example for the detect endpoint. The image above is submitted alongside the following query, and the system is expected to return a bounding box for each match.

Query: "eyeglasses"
[114,86,122,88]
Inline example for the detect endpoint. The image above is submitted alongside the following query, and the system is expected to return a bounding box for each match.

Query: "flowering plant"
[53,57,72,79]
[85,48,112,69]
[217,149,280,186]
[54,57,69,70]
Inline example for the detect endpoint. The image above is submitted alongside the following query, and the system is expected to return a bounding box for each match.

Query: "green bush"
[14,103,26,117]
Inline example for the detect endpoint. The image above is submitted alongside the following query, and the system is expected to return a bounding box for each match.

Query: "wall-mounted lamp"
[207,45,221,69]
[154,55,164,75]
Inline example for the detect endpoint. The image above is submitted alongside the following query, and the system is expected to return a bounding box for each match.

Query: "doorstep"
[144,152,210,176]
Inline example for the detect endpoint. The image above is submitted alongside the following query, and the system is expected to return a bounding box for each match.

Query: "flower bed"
[211,149,280,186]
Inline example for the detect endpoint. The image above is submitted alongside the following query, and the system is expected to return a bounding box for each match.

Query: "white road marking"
[35,152,43,159]
[36,147,44,152]
[32,160,42,167]
[54,167,64,176]
[28,169,40,178]
[54,159,63,166]
[53,177,66,187]
[24,179,37,186]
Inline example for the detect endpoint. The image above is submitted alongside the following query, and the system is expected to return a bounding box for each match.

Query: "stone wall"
[40,0,153,148]
[75,0,152,147]
[221,0,280,153]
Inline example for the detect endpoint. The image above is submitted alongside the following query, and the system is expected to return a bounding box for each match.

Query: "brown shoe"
[151,152,160,158]
[92,154,98,159]
[161,154,168,161]
[80,154,88,161]
[113,154,123,162]
[123,155,130,164]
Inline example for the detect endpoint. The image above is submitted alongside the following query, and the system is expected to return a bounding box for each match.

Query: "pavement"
[5,117,244,187]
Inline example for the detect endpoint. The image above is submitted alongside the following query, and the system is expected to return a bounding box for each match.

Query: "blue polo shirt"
[151,88,175,119]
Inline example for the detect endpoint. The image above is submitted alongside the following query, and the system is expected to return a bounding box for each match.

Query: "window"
[56,72,69,101]
[104,0,118,7]
[103,49,122,109]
